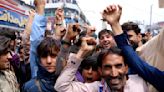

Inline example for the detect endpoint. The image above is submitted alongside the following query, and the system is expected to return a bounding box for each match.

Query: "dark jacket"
[22,64,58,92]
[114,33,164,92]
[20,61,31,85]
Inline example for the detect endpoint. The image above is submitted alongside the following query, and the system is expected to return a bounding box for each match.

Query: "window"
[66,0,71,3]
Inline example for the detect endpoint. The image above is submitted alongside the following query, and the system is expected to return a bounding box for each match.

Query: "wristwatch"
[61,39,71,46]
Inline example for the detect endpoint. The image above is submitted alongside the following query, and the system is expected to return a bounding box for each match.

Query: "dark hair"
[98,29,114,39]
[97,47,125,67]
[37,37,60,58]
[45,30,53,37]
[34,0,37,6]
[121,22,141,35]
[79,55,98,73]
[0,36,11,55]
[0,30,16,40]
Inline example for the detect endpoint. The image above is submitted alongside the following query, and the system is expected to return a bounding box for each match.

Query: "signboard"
[0,8,27,29]
[51,0,77,4]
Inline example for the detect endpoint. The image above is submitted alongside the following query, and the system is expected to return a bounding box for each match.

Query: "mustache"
[108,76,122,80]
[105,74,127,80]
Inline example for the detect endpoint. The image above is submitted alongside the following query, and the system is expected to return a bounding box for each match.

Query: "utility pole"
[149,5,153,32]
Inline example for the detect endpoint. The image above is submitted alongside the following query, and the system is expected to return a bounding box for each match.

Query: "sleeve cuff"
[67,53,83,68]
[114,33,130,47]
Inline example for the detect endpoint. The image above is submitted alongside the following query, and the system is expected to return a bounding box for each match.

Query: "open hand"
[55,7,64,24]
[102,5,122,25]
[102,4,123,35]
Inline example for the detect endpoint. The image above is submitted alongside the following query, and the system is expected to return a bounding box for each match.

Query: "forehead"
[127,30,137,35]
[102,54,125,66]
[0,49,10,56]
[100,32,112,38]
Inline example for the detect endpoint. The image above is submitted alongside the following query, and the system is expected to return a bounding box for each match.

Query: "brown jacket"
[137,28,164,92]
[137,29,164,70]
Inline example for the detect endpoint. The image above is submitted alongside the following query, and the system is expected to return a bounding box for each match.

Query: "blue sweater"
[114,33,164,92]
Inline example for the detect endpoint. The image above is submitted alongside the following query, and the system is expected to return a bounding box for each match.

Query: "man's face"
[99,54,128,91]
[10,40,16,52]
[82,66,100,83]
[99,33,116,49]
[0,52,12,70]
[19,48,24,60]
[127,30,141,49]
[24,40,30,58]
[40,55,57,73]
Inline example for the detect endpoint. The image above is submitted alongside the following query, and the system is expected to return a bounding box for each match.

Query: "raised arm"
[55,26,97,91]
[30,0,46,42]
[53,7,66,40]
[55,23,81,75]
[102,4,164,91]
[22,9,35,41]
[29,0,46,78]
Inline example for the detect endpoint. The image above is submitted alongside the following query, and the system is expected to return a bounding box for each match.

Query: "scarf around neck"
[37,64,58,92]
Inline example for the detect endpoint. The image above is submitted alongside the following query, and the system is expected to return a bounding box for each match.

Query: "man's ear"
[98,67,102,76]
[125,65,129,74]
[137,34,142,41]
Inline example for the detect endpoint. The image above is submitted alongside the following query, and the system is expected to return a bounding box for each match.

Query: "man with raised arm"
[102,4,164,91]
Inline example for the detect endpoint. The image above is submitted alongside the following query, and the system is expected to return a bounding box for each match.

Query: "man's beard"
[132,43,138,50]
[104,74,127,92]
[130,41,138,50]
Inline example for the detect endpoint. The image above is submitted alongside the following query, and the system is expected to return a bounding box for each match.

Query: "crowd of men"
[0,0,163,92]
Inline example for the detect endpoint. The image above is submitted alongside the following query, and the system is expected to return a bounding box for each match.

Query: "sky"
[23,0,164,32]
